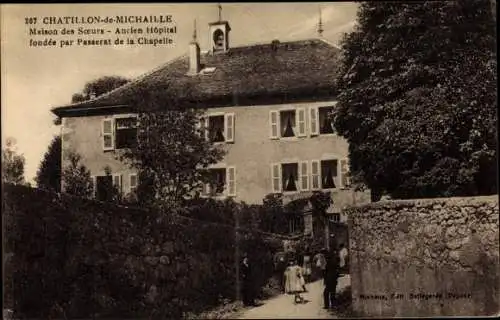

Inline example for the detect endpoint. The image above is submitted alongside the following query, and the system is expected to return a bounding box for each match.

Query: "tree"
[119,84,225,211]
[333,0,497,199]
[62,151,93,198]
[2,137,26,185]
[71,76,129,103]
[309,191,333,249]
[35,135,62,192]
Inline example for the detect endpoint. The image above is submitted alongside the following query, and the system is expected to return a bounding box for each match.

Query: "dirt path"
[235,275,351,319]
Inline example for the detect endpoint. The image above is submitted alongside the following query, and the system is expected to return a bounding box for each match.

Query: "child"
[292,260,305,304]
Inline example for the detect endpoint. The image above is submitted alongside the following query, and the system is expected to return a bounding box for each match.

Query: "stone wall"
[348,196,499,317]
[3,184,283,319]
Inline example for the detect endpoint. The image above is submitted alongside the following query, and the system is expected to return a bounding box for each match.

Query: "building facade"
[52,17,370,218]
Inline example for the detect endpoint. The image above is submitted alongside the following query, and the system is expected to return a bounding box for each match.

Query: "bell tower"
[209,3,231,53]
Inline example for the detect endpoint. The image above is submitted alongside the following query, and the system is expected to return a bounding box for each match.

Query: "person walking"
[241,256,256,306]
[323,249,340,309]
[290,259,305,304]
[283,260,294,294]
[302,253,312,287]
[313,249,327,280]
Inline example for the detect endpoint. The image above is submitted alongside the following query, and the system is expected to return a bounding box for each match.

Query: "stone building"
[51,15,370,235]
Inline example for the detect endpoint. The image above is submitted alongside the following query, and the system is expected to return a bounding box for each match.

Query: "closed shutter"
[270,110,279,139]
[271,163,282,193]
[309,107,319,136]
[225,113,235,143]
[227,167,236,196]
[297,108,306,137]
[299,161,309,191]
[311,160,320,190]
[102,118,114,150]
[113,174,122,194]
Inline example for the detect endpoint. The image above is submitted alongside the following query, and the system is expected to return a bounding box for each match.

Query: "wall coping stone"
[345,195,498,211]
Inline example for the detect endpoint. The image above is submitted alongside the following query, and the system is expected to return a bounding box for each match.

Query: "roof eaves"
[316,37,341,50]
[51,52,189,114]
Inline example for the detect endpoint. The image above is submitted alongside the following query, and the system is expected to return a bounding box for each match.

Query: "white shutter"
[311,160,320,190]
[200,116,209,141]
[309,107,319,136]
[340,158,350,188]
[91,176,97,199]
[102,118,114,150]
[113,174,122,195]
[270,110,279,139]
[271,163,282,193]
[195,116,203,137]
[129,173,138,194]
[299,161,309,191]
[225,113,235,143]
[297,108,306,137]
[227,167,236,196]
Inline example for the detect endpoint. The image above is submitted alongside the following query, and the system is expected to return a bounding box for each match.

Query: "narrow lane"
[237,275,351,319]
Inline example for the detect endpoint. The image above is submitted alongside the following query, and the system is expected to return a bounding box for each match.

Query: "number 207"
[25,17,37,24]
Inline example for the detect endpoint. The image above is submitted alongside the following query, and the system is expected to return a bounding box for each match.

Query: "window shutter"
[297,108,306,137]
[271,163,282,193]
[311,160,320,190]
[225,113,235,143]
[340,158,350,188]
[113,174,122,194]
[299,161,309,191]
[309,107,319,136]
[227,167,236,196]
[102,118,114,150]
[195,116,203,137]
[91,176,97,199]
[270,110,279,139]
[129,173,138,194]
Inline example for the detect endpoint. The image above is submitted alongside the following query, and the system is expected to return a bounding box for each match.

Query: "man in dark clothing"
[323,250,340,309]
[241,257,255,306]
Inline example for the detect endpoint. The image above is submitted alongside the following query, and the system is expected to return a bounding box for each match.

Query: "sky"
[1,3,359,185]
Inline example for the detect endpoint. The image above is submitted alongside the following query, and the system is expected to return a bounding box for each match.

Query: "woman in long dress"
[283,260,294,294]
[290,260,305,304]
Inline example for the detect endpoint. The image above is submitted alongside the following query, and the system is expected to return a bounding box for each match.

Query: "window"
[269,109,305,139]
[331,213,341,223]
[280,110,296,138]
[340,159,350,188]
[203,167,236,197]
[289,215,304,234]
[208,115,225,142]
[92,174,123,201]
[310,106,335,136]
[129,173,138,194]
[203,113,235,143]
[272,162,310,193]
[319,106,335,134]
[101,116,138,151]
[113,174,123,195]
[321,159,339,189]
[115,117,138,149]
[282,163,299,192]
[94,175,113,201]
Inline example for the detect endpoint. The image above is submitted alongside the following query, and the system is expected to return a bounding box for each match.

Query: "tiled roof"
[52,38,340,116]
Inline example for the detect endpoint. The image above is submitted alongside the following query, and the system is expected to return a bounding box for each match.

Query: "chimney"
[188,19,201,75]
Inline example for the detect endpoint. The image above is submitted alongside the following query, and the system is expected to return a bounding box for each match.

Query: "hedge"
[3,183,283,319]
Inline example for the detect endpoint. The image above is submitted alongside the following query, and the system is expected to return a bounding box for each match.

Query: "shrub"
[3,183,281,318]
